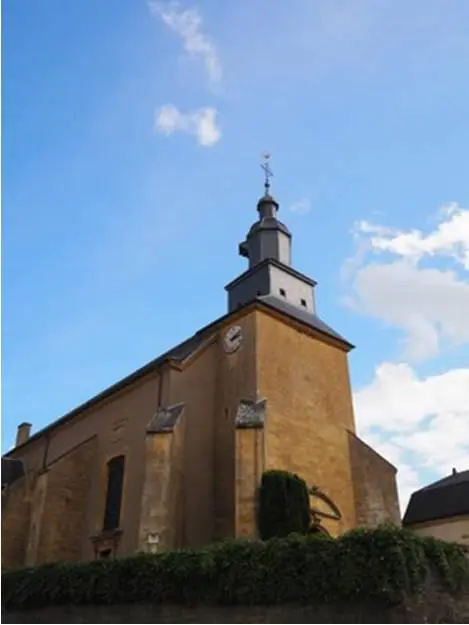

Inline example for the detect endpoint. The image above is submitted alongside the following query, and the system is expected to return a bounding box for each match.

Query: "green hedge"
[256,469,310,540]
[2,527,468,612]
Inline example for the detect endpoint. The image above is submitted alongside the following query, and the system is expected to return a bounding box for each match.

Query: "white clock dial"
[223,325,243,353]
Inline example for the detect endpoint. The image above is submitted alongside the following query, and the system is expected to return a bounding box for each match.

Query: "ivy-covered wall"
[2,528,468,623]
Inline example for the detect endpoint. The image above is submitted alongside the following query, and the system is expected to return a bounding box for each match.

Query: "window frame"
[102,454,126,532]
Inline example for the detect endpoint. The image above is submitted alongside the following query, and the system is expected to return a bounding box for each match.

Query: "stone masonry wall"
[235,425,264,538]
[1,472,36,569]
[138,414,186,552]
[348,432,401,528]
[255,310,358,535]
[4,589,469,624]
[29,437,97,565]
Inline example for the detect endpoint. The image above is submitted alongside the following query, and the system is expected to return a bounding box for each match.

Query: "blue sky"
[3,0,469,508]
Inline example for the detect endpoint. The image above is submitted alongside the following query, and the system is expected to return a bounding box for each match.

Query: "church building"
[2,168,400,567]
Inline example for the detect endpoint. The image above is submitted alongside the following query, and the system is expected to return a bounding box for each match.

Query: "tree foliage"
[2,528,468,612]
[256,469,311,540]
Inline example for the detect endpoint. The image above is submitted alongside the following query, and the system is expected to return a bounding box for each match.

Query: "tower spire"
[260,151,273,196]
[226,155,319,315]
[257,151,279,220]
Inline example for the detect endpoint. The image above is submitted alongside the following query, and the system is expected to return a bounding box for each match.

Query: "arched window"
[103,455,125,532]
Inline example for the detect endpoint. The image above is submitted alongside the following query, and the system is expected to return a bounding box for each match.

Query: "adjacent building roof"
[403,469,469,526]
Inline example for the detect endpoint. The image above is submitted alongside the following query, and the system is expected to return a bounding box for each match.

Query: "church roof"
[257,294,353,348]
[248,217,291,237]
[225,257,317,289]
[4,296,352,456]
[402,469,469,526]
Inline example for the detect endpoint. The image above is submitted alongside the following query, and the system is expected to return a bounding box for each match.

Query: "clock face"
[223,325,243,353]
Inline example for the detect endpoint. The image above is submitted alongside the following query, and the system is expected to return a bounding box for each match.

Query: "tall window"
[103,455,125,532]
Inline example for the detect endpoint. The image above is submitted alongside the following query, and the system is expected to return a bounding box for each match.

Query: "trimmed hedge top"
[2,527,468,612]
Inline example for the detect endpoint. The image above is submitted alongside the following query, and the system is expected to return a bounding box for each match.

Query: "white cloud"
[350,261,469,361]
[357,203,469,269]
[348,202,469,512]
[346,203,469,361]
[149,1,222,86]
[354,362,469,433]
[395,464,422,514]
[287,198,311,215]
[155,104,221,147]
[354,362,469,512]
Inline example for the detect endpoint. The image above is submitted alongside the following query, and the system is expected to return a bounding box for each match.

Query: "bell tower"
[225,154,318,315]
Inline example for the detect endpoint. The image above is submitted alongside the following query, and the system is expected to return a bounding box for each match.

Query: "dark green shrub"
[256,469,310,540]
[2,528,468,612]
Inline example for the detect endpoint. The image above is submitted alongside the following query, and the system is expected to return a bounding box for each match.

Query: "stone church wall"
[213,312,258,541]
[2,304,401,566]
[168,341,219,548]
[2,437,97,569]
[139,412,186,552]
[255,309,358,534]
[348,432,401,527]
[1,472,36,569]
[29,437,97,565]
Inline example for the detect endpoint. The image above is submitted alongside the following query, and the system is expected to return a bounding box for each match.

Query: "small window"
[279,288,286,297]
[300,298,307,308]
[103,455,125,532]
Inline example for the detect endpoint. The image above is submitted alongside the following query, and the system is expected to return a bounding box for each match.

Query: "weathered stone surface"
[235,399,266,429]
[235,426,264,537]
[139,412,186,552]
[348,431,401,528]
[255,309,359,536]
[146,403,186,434]
[4,586,469,624]
[30,438,97,565]
[1,472,35,569]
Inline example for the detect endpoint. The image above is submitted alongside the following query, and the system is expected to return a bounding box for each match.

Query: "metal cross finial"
[260,151,273,195]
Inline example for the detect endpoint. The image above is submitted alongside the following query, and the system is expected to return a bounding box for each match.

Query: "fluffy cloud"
[350,261,469,361]
[354,362,469,433]
[354,362,469,510]
[149,1,222,86]
[348,203,469,511]
[346,203,469,361]
[357,203,469,270]
[155,104,221,147]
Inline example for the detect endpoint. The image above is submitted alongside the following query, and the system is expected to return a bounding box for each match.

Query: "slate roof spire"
[257,151,279,219]
[238,153,292,268]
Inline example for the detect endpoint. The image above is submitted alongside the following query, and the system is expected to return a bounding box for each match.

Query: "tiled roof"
[258,295,353,349]
[403,470,469,526]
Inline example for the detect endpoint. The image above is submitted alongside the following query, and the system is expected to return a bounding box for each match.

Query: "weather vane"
[260,151,273,195]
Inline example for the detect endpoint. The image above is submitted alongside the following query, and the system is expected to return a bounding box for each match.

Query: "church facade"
[2,184,400,568]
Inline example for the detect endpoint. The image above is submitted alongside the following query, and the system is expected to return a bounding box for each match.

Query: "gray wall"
[269,265,315,313]
[227,262,315,314]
